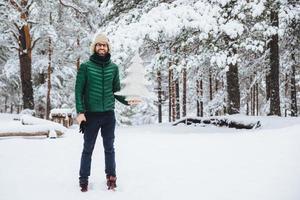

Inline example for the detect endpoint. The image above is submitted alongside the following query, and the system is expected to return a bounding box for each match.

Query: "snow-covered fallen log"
[0,129,64,138]
[0,131,50,137]
[173,116,261,129]
[0,115,67,137]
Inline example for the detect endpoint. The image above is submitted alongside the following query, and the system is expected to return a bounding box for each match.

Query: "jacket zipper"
[102,65,104,111]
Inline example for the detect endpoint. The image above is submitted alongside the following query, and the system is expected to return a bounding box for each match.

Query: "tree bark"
[10,0,35,110]
[76,37,80,70]
[171,72,176,122]
[196,80,200,117]
[209,69,213,101]
[4,96,8,113]
[200,79,203,117]
[19,43,34,110]
[168,63,172,122]
[268,3,281,116]
[182,68,187,117]
[226,44,240,114]
[10,104,14,113]
[157,70,162,123]
[222,0,240,115]
[289,7,298,116]
[290,54,298,116]
[266,73,271,101]
[214,77,220,116]
[256,82,259,115]
[46,13,52,120]
[175,79,180,120]
[284,73,289,117]
[250,76,253,115]
[196,79,204,117]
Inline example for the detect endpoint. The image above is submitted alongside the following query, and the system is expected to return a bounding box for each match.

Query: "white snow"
[250,1,265,18]
[220,20,244,39]
[0,114,300,200]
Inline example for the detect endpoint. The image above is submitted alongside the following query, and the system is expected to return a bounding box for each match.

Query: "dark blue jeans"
[79,111,116,184]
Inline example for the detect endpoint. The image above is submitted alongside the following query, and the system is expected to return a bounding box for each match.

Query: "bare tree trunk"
[215,78,219,93]
[222,80,227,114]
[222,1,240,115]
[289,0,298,117]
[209,69,213,116]
[157,70,162,123]
[226,44,240,114]
[168,63,172,122]
[196,80,200,117]
[171,72,176,122]
[17,105,20,114]
[19,38,34,110]
[169,65,176,122]
[290,57,297,116]
[250,76,253,115]
[256,82,259,115]
[215,77,219,116]
[175,79,180,120]
[266,72,271,101]
[253,81,256,115]
[76,37,80,70]
[182,68,187,117]
[284,73,289,117]
[200,79,203,117]
[268,3,281,116]
[196,79,203,117]
[10,0,35,110]
[4,96,8,113]
[246,77,250,116]
[209,69,213,101]
[10,104,14,114]
[46,13,52,120]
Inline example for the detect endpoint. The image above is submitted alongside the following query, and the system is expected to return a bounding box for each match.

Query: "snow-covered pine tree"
[114,54,153,101]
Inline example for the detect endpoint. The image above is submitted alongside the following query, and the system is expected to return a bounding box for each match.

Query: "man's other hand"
[76,113,86,125]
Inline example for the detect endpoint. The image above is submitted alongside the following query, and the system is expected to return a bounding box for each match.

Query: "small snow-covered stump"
[20,109,36,116]
[49,108,74,128]
[114,54,155,101]
[48,129,57,139]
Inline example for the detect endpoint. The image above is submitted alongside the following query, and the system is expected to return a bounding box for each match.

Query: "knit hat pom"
[90,33,111,54]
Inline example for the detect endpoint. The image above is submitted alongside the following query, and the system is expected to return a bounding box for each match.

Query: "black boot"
[79,177,88,192]
[80,183,88,192]
[106,175,117,190]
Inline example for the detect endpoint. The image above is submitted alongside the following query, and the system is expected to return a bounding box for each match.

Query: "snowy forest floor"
[0,114,300,200]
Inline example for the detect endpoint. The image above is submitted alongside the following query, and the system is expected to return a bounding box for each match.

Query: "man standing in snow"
[75,33,140,192]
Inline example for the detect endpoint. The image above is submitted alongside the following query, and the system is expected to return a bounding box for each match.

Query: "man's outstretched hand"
[127,99,142,105]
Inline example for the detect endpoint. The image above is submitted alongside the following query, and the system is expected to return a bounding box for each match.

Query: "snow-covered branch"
[9,0,22,13]
[6,30,19,41]
[59,0,88,15]
[31,37,41,50]
[8,46,19,51]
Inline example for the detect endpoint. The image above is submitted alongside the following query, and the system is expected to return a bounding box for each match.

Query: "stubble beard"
[97,49,107,56]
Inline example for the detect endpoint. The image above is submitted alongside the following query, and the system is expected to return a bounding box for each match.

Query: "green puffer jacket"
[75,54,128,113]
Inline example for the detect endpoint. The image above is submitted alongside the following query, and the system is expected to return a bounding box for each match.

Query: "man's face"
[95,42,108,56]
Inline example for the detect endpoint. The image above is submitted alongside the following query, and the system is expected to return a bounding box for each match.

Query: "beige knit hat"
[90,33,111,54]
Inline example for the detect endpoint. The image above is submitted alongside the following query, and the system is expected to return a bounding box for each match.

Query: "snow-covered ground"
[0,114,300,200]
